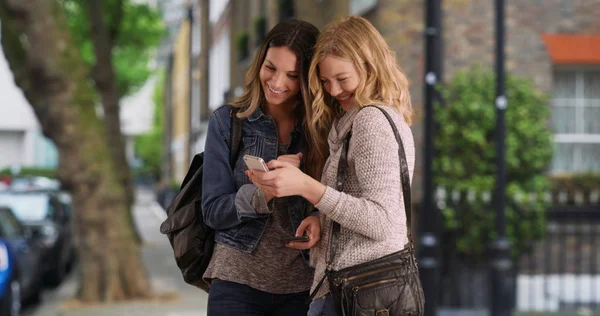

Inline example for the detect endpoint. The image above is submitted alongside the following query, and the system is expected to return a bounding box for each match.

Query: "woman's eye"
[288,74,298,79]
[338,78,347,83]
[265,65,275,71]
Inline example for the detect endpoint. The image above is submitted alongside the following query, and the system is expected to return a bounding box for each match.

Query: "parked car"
[0,207,44,307]
[0,192,75,287]
[5,177,60,192]
[0,238,20,316]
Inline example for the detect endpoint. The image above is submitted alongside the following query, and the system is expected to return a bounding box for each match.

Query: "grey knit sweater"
[311,105,415,299]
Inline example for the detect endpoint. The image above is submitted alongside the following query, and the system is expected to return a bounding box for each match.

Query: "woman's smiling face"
[318,55,359,111]
[259,46,300,108]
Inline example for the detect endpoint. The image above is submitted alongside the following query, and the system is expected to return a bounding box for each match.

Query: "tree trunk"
[0,0,152,302]
[85,0,140,245]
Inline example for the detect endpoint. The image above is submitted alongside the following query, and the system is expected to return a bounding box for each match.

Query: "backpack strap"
[229,107,243,168]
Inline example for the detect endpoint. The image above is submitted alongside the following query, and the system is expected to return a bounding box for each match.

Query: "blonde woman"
[201,19,321,315]
[248,16,424,315]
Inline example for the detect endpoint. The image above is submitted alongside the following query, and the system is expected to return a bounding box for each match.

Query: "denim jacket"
[201,105,309,253]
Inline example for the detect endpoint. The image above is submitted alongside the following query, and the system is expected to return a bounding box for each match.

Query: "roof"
[542,34,600,64]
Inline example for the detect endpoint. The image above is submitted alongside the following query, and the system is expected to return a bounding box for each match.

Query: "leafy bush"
[434,67,554,260]
[235,31,249,61]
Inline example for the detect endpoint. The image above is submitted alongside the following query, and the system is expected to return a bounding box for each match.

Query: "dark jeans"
[207,280,310,316]
[307,295,337,316]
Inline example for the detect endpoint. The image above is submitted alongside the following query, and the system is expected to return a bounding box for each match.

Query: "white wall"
[0,45,38,133]
[120,76,156,137]
[0,131,24,168]
[0,30,51,169]
[208,29,231,111]
[209,0,229,24]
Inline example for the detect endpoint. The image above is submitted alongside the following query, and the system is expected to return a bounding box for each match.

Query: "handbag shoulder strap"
[327,105,413,268]
[229,106,243,168]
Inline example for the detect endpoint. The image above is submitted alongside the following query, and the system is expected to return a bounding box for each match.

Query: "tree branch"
[108,0,124,45]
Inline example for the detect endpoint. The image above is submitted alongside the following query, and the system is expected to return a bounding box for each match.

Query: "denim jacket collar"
[247,105,304,134]
[247,106,266,122]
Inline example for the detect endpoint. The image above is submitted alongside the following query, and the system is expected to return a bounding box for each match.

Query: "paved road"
[22,188,208,316]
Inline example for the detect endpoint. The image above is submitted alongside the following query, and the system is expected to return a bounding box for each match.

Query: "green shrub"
[434,67,554,260]
[235,31,249,61]
[0,167,57,178]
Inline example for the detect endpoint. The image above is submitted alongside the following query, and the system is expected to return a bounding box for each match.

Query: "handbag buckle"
[375,309,390,316]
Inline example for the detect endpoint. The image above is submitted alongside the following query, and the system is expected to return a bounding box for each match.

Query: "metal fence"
[433,188,600,315]
[517,205,600,314]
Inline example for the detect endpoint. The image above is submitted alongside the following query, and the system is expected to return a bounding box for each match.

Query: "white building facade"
[0,37,58,170]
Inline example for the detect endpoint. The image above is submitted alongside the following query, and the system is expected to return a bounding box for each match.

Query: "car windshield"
[0,209,23,238]
[0,194,50,222]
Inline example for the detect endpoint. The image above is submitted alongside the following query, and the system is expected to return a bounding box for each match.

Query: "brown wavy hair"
[307,16,414,178]
[230,19,320,178]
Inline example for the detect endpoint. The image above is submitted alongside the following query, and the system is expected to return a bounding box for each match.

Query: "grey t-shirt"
[203,144,314,294]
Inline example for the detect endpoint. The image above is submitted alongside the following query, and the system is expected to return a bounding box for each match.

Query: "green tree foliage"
[61,0,165,97]
[134,71,164,180]
[434,67,554,259]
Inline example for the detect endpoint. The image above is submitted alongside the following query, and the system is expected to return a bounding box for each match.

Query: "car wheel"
[46,261,67,288]
[9,280,21,316]
[65,252,76,273]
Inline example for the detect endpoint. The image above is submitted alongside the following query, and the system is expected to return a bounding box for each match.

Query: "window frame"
[551,65,600,173]
[350,0,378,16]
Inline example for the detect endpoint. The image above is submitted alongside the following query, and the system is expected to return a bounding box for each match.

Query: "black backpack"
[159,107,243,292]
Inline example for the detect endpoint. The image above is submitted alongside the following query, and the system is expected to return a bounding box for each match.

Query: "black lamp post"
[490,0,513,315]
[420,1,442,315]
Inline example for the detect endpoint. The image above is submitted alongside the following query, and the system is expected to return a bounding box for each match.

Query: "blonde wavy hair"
[307,16,414,176]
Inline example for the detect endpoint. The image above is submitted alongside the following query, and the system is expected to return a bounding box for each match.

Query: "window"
[350,0,377,16]
[551,68,600,172]
[278,0,295,21]
[0,208,24,238]
[0,194,51,222]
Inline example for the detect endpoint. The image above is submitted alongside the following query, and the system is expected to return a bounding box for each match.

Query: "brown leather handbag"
[320,105,425,316]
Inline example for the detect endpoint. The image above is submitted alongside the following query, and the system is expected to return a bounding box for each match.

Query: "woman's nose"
[270,72,285,89]
[328,83,341,97]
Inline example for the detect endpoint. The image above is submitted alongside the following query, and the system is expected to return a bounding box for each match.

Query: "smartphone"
[243,154,269,172]
[283,235,309,243]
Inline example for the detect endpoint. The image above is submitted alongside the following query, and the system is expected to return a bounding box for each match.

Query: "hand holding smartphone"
[243,154,269,172]
[282,235,309,244]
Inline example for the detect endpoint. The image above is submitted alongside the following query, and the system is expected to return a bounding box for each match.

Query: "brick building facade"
[166,0,600,191]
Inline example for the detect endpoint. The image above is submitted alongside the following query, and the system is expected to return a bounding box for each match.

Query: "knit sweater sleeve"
[315,107,411,241]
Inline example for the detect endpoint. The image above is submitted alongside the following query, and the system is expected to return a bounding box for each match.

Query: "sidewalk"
[60,188,209,316]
